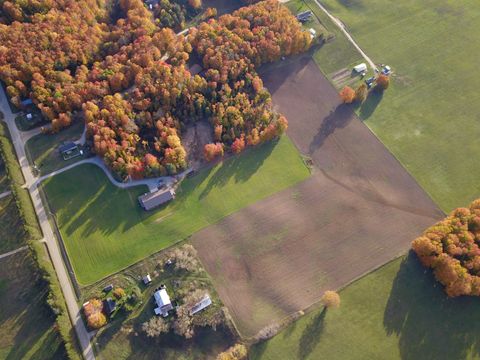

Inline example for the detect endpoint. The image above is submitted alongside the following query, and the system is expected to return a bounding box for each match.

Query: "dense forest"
[0,0,312,179]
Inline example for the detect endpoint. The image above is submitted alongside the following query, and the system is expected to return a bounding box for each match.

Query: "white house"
[353,63,368,73]
[154,288,173,317]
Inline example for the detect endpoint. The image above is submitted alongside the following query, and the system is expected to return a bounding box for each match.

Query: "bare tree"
[142,317,170,337]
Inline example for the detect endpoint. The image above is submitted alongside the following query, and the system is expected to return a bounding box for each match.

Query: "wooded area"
[0,0,312,179]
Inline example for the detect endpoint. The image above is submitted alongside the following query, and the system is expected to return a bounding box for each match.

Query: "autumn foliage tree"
[83,298,107,329]
[217,344,248,360]
[321,290,340,309]
[355,83,368,103]
[339,86,356,104]
[412,199,480,297]
[375,74,390,91]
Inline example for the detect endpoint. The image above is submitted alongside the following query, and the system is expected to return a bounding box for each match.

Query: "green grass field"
[0,195,28,253]
[0,251,66,360]
[0,159,8,193]
[43,136,309,285]
[252,254,480,360]
[312,0,480,212]
[25,120,85,175]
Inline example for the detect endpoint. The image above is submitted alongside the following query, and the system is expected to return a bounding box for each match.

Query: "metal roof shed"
[353,63,368,73]
[138,189,175,211]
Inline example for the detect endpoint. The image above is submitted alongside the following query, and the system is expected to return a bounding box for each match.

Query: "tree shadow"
[298,308,326,360]
[358,91,383,120]
[384,252,480,360]
[308,104,354,154]
[199,139,277,200]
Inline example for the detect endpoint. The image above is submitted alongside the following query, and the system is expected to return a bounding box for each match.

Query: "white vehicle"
[309,28,316,39]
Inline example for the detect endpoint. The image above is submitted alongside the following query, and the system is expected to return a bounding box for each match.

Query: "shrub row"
[0,122,81,359]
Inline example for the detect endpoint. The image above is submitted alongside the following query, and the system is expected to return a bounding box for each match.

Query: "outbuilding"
[59,142,80,160]
[153,286,174,317]
[138,188,175,211]
[189,294,212,316]
[353,63,368,73]
[143,274,152,285]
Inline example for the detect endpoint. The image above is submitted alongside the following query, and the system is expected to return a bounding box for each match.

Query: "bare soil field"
[191,56,443,338]
[183,120,213,170]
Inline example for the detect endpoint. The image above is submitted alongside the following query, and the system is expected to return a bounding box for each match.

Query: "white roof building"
[189,294,212,316]
[154,288,173,317]
[143,274,152,285]
[354,63,368,73]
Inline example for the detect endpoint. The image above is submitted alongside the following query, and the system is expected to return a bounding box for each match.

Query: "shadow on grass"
[384,252,480,360]
[199,138,277,200]
[298,308,326,360]
[358,91,383,120]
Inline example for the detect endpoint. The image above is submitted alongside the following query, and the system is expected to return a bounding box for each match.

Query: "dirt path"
[0,245,28,260]
[192,57,442,338]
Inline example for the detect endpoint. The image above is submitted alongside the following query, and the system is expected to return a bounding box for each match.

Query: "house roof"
[21,98,33,106]
[189,294,212,315]
[138,189,175,211]
[59,142,78,154]
[154,288,171,308]
[104,298,116,314]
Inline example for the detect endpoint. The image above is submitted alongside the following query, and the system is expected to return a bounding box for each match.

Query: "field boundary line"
[0,245,28,260]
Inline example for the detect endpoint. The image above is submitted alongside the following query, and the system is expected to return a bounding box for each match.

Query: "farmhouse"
[153,286,174,317]
[138,188,175,211]
[104,297,117,315]
[189,294,212,315]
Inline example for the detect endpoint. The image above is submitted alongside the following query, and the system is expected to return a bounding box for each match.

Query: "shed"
[143,274,152,285]
[104,298,117,315]
[103,284,114,293]
[189,294,212,316]
[353,63,368,73]
[138,188,175,211]
[153,287,173,317]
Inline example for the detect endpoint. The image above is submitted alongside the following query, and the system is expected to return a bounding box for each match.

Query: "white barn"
[353,63,367,73]
[154,288,174,317]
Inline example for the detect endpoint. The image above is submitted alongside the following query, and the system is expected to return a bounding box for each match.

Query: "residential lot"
[251,254,480,360]
[0,251,66,359]
[191,57,443,337]
[42,136,309,285]
[25,120,85,175]
[319,0,480,212]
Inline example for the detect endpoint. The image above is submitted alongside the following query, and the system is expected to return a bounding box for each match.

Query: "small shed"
[138,188,175,211]
[189,294,212,316]
[153,287,174,317]
[104,298,117,315]
[143,274,152,285]
[103,284,114,293]
[353,63,368,73]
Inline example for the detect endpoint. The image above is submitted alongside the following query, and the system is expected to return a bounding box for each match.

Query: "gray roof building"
[138,188,175,211]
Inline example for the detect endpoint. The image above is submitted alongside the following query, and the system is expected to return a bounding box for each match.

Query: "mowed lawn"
[43,136,309,285]
[252,254,480,360]
[317,0,480,211]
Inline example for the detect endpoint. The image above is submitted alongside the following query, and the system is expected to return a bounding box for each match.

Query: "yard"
[251,253,480,360]
[315,0,480,212]
[84,244,236,359]
[0,251,66,360]
[42,136,309,285]
[25,120,85,175]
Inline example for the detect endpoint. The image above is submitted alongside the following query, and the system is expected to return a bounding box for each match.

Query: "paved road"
[311,0,377,71]
[0,245,28,260]
[0,87,95,360]
[35,156,177,191]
